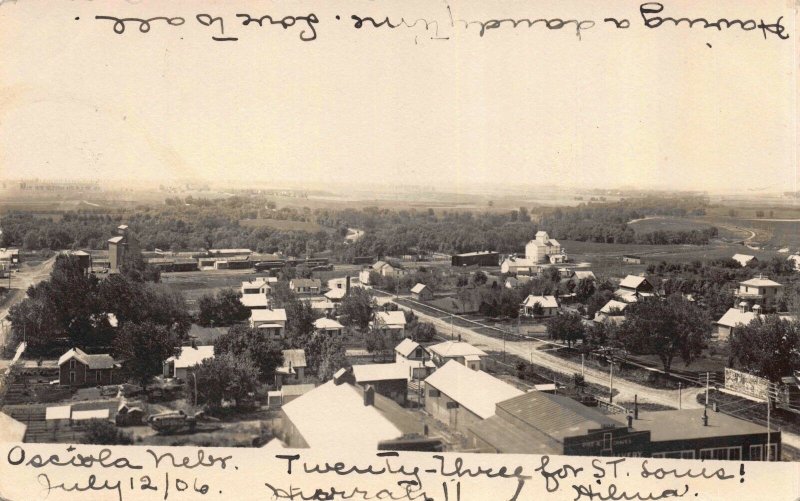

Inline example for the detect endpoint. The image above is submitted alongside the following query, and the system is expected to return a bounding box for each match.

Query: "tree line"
[1,195,719,262]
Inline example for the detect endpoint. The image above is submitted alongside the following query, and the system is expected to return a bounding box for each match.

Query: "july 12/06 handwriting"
[86,2,789,44]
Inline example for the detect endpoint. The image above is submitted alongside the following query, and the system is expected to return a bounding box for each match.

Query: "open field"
[628,217,716,234]
[161,269,268,308]
[561,239,781,278]
[238,218,324,232]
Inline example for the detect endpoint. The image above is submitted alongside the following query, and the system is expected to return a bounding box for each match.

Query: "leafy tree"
[616,295,710,374]
[338,287,376,331]
[284,298,317,347]
[317,336,350,381]
[574,278,596,303]
[267,280,295,308]
[304,331,329,375]
[137,284,192,339]
[365,327,390,360]
[546,312,585,348]
[83,420,132,445]
[119,242,161,283]
[197,289,251,327]
[410,322,436,342]
[586,289,614,318]
[472,271,488,286]
[214,325,284,383]
[730,316,800,382]
[7,296,60,353]
[195,352,260,409]
[113,321,181,390]
[584,321,613,350]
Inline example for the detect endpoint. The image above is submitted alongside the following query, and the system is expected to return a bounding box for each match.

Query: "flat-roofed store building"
[611,409,781,461]
[468,390,781,461]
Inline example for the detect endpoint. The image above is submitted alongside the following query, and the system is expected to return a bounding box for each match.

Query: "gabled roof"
[309,299,336,310]
[715,308,757,328]
[353,362,410,383]
[241,277,272,289]
[410,283,428,294]
[428,341,487,359]
[598,300,629,315]
[166,345,215,369]
[240,294,269,308]
[614,289,639,302]
[372,260,388,271]
[58,348,116,369]
[314,317,344,330]
[394,338,421,357]
[739,277,783,288]
[374,311,407,327]
[281,349,307,369]
[501,257,539,269]
[424,361,523,419]
[107,236,124,244]
[291,278,321,288]
[282,380,403,449]
[325,288,347,300]
[521,295,559,309]
[250,308,287,323]
[619,275,648,289]
[573,271,596,281]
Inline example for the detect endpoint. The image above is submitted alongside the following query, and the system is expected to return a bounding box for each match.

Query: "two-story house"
[250,308,288,338]
[734,276,783,312]
[58,348,119,387]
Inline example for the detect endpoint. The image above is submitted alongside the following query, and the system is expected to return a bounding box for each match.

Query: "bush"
[83,420,133,445]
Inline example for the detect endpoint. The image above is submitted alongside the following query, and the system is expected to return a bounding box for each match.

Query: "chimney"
[634,394,639,420]
[626,415,633,427]
[364,385,375,406]
[333,368,347,385]
[346,276,351,295]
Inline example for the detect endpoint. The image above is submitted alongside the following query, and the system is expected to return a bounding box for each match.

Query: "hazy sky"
[0,0,796,193]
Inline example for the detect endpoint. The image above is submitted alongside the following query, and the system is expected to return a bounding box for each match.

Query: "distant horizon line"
[3,175,795,197]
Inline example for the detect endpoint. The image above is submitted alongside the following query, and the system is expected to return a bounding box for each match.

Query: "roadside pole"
[609,356,614,404]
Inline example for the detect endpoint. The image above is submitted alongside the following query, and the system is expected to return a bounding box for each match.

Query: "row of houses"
[590,273,797,341]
